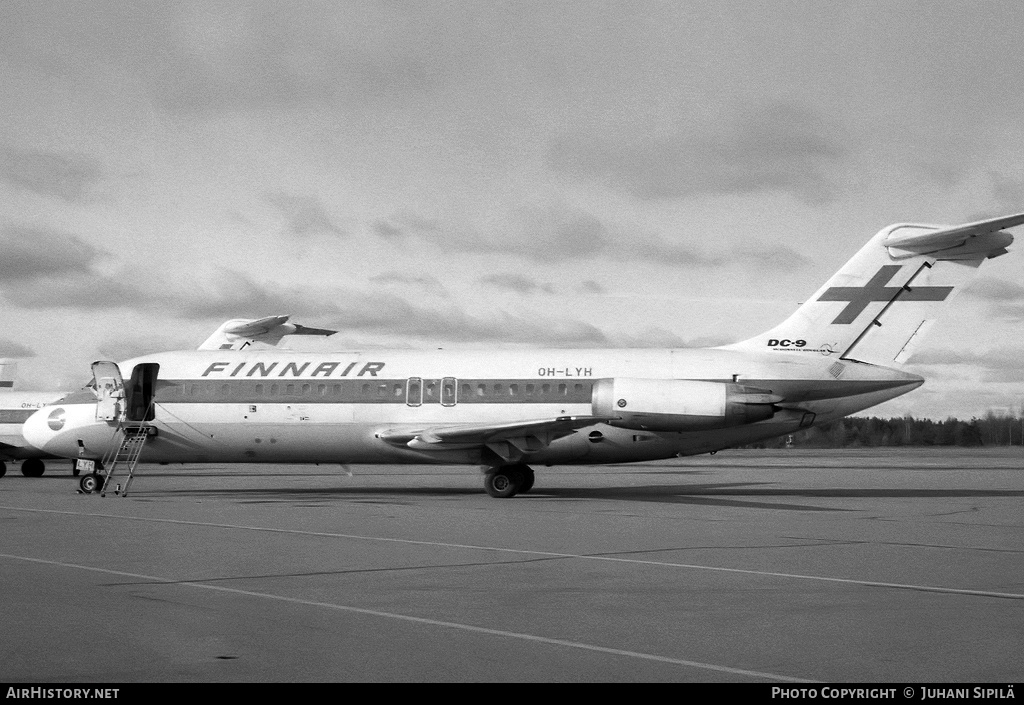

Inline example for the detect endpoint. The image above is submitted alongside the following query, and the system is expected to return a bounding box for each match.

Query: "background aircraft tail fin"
[721,213,1023,366]
[0,360,15,391]
[198,315,337,351]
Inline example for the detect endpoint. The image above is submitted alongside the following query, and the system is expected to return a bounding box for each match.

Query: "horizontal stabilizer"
[885,212,1022,260]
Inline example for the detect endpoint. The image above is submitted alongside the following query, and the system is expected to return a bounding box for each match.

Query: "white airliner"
[0,361,66,478]
[0,316,334,478]
[21,213,1022,498]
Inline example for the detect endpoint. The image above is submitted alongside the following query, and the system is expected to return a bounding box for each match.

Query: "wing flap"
[379,415,612,461]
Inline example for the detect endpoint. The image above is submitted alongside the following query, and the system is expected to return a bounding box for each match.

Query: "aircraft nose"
[22,404,98,458]
[22,406,66,452]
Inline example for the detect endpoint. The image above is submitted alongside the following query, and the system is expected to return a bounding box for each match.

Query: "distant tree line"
[748,411,1024,448]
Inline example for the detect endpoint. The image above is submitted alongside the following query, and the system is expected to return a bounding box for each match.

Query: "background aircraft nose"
[22,406,62,451]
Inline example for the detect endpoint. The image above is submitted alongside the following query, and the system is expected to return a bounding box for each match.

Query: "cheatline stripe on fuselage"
[0,410,37,423]
[62,378,597,406]
[49,375,918,408]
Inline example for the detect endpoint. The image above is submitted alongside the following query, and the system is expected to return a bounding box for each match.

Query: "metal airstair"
[96,422,151,497]
[78,361,159,497]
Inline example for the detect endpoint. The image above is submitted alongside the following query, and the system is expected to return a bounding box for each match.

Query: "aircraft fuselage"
[24,347,922,467]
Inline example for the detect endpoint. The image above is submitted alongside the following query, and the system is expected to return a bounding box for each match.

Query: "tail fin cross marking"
[816,265,953,325]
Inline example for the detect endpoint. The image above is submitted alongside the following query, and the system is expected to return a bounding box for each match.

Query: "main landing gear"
[20,458,45,478]
[483,464,535,498]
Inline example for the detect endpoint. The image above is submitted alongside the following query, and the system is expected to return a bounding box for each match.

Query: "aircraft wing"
[198,315,337,350]
[379,415,613,462]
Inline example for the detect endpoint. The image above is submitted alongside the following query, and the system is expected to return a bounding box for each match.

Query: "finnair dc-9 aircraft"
[22,213,1022,498]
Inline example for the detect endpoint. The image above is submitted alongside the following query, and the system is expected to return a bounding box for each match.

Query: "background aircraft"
[21,213,1022,497]
[0,316,334,478]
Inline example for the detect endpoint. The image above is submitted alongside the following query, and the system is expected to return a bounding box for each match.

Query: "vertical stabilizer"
[0,360,16,391]
[722,213,1023,366]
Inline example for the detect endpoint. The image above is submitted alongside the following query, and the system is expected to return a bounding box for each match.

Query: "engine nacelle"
[592,378,779,432]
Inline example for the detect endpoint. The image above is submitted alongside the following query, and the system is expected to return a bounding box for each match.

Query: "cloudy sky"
[2,0,1024,420]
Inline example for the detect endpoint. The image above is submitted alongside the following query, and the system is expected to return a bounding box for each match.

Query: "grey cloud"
[548,102,848,204]
[0,2,455,115]
[965,278,1024,303]
[989,172,1024,214]
[0,147,106,202]
[963,277,1024,322]
[906,347,1024,382]
[95,334,194,363]
[478,274,555,295]
[265,193,345,237]
[323,291,612,347]
[1,272,161,310]
[369,272,449,298]
[375,205,802,270]
[0,226,103,281]
[0,339,34,357]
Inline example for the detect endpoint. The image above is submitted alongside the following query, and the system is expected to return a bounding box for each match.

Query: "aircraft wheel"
[21,458,45,478]
[484,468,522,498]
[517,465,535,493]
[79,473,102,494]
[0,461,6,478]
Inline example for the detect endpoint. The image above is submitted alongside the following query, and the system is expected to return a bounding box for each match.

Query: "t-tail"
[722,213,1023,366]
[0,360,16,391]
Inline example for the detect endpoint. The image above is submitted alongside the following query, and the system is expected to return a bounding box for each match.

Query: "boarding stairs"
[97,417,152,498]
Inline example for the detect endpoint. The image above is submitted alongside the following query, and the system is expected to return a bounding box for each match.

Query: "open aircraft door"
[125,363,159,422]
[91,361,125,421]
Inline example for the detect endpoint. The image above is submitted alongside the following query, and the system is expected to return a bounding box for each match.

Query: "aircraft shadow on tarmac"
[135,482,1024,512]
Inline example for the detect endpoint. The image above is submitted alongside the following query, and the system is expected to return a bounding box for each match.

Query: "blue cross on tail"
[816,265,953,325]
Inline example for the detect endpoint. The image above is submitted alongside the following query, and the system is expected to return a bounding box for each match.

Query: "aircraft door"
[441,377,457,406]
[125,363,160,422]
[91,361,125,421]
[406,377,422,407]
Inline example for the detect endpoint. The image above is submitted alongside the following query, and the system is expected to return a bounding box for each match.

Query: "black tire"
[79,473,101,494]
[484,469,522,498]
[0,461,6,478]
[21,458,45,478]
[518,466,535,494]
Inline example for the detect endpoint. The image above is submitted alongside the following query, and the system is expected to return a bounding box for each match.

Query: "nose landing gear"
[78,473,104,494]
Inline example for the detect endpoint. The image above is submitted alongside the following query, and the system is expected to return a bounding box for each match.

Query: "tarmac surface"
[1,447,1024,683]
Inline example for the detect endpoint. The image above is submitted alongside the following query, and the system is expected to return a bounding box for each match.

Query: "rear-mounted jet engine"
[592,378,780,432]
